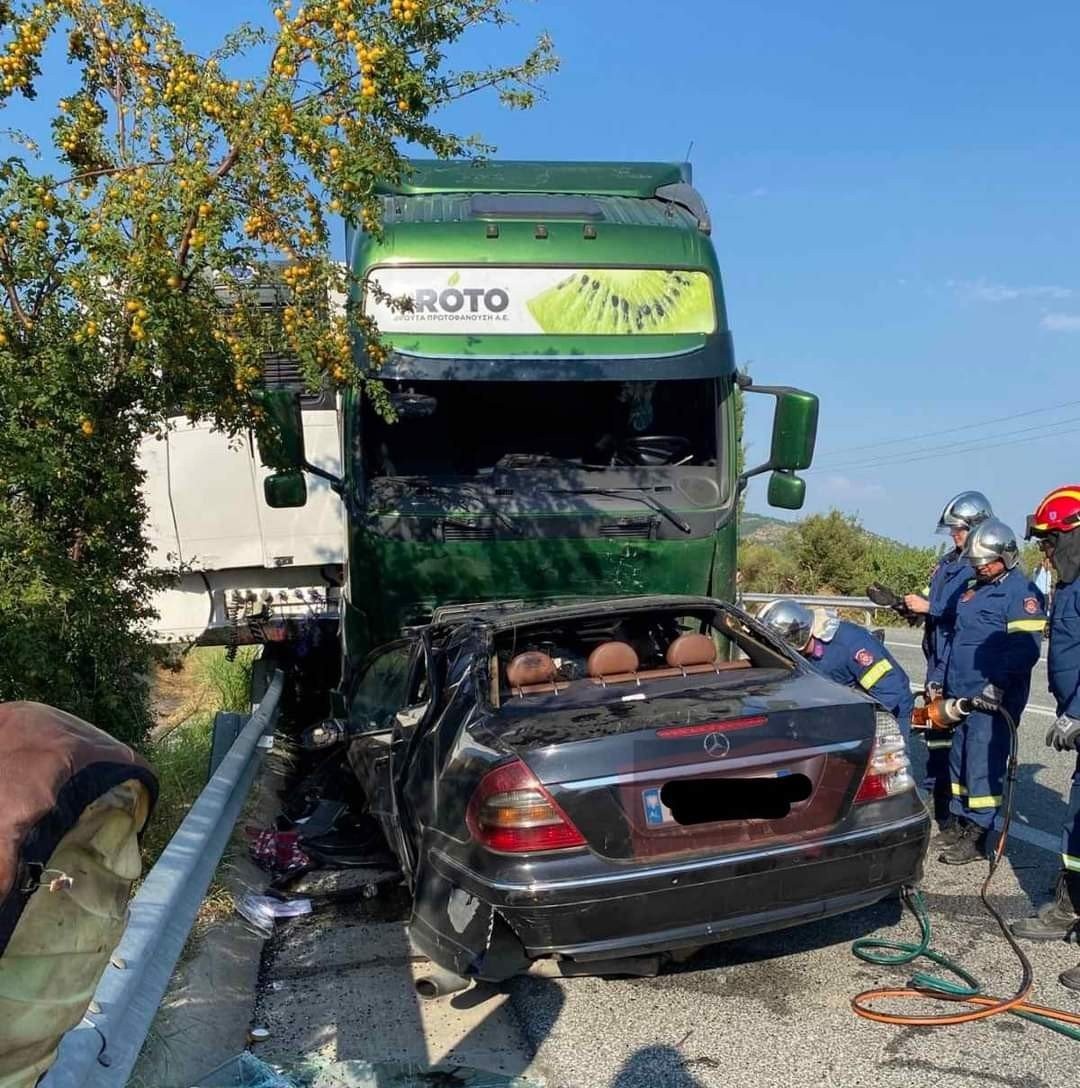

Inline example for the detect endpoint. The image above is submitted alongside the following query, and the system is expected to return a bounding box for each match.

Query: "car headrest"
[587,641,639,678]
[506,651,557,688]
[666,633,718,668]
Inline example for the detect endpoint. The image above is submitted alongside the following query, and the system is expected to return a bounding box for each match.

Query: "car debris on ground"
[197,1052,545,1087]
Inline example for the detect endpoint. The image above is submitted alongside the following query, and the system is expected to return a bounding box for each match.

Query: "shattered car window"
[351,645,412,731]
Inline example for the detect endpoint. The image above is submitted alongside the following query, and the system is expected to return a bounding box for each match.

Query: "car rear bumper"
[417,806,929,976]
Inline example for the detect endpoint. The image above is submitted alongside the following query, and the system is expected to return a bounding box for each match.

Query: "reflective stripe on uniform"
[859,658,893,690]
[951,782,969,796]
[968,794,1002,809]
[926,737,954,749]
[1007,619,1045,633]
[1063,854,1080,873]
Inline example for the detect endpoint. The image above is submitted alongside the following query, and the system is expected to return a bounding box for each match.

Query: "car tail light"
[854,711,916,804]
[467,758,586,854]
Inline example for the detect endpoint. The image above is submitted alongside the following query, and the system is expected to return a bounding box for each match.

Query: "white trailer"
[138,399,345,644]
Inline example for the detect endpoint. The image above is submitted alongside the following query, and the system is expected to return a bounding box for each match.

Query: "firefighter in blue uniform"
[758,601,913,732]
[937,518,1045,865]
[903,492,994,832]
[1011,486,1080,993]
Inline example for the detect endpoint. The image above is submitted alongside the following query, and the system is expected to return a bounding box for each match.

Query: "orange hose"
[851,726,1080,1033]
[851,989,1080,1028]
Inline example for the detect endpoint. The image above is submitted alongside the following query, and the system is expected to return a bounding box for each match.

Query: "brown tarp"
[0,702,157,1088]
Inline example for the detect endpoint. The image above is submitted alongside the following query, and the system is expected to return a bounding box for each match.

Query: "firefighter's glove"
[970,684,1004,714]
[926,682,944,701]
[1045,715,1080,752]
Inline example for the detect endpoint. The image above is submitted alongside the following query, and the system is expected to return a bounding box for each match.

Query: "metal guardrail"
[40,669,284,1088]
[739,592,884,614]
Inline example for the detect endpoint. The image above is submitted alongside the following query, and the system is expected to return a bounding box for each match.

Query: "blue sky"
[9,1,1080,544]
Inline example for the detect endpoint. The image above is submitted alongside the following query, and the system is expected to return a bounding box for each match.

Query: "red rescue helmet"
[1027,486,1080,539]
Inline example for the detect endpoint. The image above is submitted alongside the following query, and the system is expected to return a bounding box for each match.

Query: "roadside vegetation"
[739,510,938,598]
[135,646,257,927]
[740,509,1045,612]
[139,646,257,870]
[739,511,1039,617]
[0,0,556,746]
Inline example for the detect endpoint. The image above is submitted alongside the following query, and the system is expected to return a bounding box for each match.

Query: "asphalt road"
[255,627,1080,1088]
[506,628,1080,1088]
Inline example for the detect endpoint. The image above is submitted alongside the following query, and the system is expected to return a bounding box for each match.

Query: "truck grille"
[443,523,496,542]
[599,518,655,540]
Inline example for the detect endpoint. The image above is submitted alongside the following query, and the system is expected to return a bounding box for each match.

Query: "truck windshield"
[360,378,721,480]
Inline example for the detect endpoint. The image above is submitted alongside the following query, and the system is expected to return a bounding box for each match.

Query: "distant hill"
[738,512,794,545]
[739,510,926,553]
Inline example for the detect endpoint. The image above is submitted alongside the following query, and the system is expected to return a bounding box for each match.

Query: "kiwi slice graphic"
[526,269,714,334]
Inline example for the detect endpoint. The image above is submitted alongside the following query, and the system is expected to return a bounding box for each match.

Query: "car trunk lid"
[492,670,877,862]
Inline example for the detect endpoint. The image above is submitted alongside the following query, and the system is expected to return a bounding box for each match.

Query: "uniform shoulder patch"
[1024,596,1040,614]
[960,589,976,603]
[854,648,875,668]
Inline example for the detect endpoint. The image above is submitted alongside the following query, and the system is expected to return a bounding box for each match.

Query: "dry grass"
[139,647,259,921]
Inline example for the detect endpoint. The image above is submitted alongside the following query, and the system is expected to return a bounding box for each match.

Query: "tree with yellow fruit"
[0,0,556,742]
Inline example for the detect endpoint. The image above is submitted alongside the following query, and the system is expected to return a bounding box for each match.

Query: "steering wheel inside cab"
[614,435,692,467]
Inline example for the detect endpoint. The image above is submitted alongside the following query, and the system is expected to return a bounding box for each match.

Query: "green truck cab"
[259,160,818,680]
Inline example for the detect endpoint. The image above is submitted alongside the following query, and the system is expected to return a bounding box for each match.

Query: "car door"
[386,640,438,875]
[346,641,413,832]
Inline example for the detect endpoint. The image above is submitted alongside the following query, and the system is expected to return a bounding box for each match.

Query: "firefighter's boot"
[933,816,965,848]
[1011,872,1080,942]
[938,822,988,865]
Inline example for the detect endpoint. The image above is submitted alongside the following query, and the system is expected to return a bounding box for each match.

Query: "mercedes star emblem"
[703,732,730,758]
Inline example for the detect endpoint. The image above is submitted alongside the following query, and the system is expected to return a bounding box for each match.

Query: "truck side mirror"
[255,389,306,471]
[735,379,819,510]
[769,389,818,472]
[766,470,806,510]
[264,470,308,509]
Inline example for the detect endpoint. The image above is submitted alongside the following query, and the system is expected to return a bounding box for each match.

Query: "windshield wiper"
[373,478,519,534]
[545,487,692,535]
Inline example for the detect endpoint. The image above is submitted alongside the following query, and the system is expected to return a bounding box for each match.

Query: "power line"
[810,397,1080,464]
[809,420,1079,475]
[807,414,1080,474]
[807,420,1079,476]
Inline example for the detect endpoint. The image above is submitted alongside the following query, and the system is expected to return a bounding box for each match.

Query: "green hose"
[852,887,1080,1041]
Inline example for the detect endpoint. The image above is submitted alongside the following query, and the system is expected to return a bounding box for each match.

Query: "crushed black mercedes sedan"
[344,595,930,990]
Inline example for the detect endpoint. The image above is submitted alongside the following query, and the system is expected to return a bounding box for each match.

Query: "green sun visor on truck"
[359,264,732,380]
[365,267,716,337]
